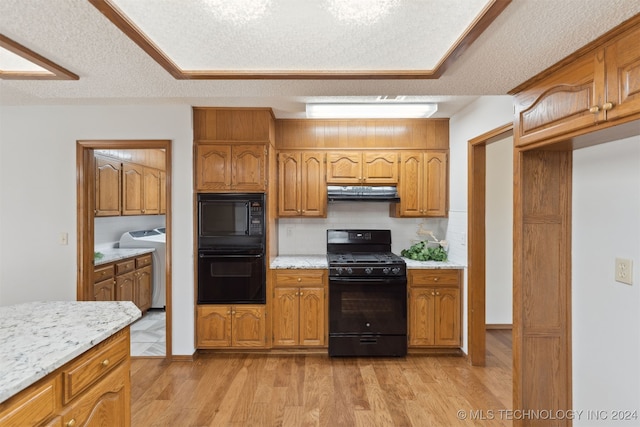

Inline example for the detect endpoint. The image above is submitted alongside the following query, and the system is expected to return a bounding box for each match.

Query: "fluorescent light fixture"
[306,103,438,119]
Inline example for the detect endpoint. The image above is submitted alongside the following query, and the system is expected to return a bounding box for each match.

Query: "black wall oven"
[197,193,266,304]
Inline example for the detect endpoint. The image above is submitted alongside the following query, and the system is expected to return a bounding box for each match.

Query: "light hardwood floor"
[131,330,512,426]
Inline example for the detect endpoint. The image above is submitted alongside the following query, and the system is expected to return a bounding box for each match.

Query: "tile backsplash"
[278,202,447,255]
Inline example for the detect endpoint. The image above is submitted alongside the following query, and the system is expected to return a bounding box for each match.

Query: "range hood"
[327,185,400,202]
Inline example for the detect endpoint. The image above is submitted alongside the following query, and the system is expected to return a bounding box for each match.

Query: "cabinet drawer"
[0,376,59,427]
[115,259,135,275]
[136,254,152,268]
[410,269,460,286]
[62,329,129,404]
[93,265,114,283]
[274,270,326,286]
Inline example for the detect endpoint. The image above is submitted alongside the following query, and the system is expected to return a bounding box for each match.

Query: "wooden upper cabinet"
[603,24,640,122]
[122,162,144,215]
[392,151,447,217]
[278,151,326,217]
[142,167,161,215]
[232,144,267,191]
[95,155,121,217]
[193,107,275,142]
[326,151,398,184]
[195,144,266,192]
[512,16,640,147]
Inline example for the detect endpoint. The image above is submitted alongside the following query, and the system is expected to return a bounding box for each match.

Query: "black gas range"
[326,229,407,357]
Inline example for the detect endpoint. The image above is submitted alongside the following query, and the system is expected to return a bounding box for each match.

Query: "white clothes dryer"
[119,229,166,309]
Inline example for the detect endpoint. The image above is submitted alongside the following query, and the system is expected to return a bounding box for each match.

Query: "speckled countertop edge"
[0,301,141,404]
[270,255,465,269]
[94,248,155,266]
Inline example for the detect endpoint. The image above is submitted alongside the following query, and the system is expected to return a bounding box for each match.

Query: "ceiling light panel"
[108,0,494,72]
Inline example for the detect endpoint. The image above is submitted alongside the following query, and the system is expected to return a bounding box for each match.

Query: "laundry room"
[92,148,167,357]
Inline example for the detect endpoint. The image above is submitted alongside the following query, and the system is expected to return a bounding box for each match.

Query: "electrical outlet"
[615,258,633,285]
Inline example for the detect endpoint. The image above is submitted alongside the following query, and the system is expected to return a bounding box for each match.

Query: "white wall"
[278,202,447,255]
[0,105,195,356]
[485,135,513,325]
[572,136,640,424]
[448,95,515,351]
[95,215,165,249]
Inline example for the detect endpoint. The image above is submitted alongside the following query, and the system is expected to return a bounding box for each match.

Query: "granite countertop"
[94,248,155,266]
[270,255,465,269]
[0,301,141,404]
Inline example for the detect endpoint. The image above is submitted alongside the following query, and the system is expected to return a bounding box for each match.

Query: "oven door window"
[198,254,265,303]
[329,280,407,335]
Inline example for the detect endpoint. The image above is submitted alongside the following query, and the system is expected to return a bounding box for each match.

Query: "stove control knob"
[391,267,401,275]
[383,267,391,275]
[346,267,353,275]
[365,267,373,275]
[336,267,343,275]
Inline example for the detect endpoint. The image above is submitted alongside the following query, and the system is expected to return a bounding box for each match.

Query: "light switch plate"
[615,258,633,285]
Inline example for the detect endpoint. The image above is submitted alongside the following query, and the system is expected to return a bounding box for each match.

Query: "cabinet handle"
[297,278,302,282]
[66,419,77,427]
[300,291,304,296]
[101,358,109,366]
[589,105,600,114]
[433,277,439,282]
[602,102,614,111]
[436,291,440,296]
[431,291,436,296]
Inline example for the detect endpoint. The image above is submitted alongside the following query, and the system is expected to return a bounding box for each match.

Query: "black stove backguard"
[327,229,408,357]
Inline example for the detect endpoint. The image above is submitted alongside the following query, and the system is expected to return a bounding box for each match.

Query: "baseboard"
[486,323,512,330]
[170,354,195,362]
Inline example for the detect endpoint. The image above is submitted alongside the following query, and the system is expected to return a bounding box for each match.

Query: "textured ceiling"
[0,1,639,118]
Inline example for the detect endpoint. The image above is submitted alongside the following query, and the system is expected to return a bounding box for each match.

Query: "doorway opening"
[467,123,513,366]
[76,140,172,359]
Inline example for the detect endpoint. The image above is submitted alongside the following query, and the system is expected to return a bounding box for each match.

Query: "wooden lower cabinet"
[408,269,461,348]
[272,270,327,347]
[93,253,153,313]
[196,305,267,348]
[0,329,131,427]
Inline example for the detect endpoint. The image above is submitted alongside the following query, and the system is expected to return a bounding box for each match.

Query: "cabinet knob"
[433,277,439,282]
[101,358,109,366]
[297,277,302,282]
[300,291,304,296]
[589,105,600,114]
[436,291,440,296]
[602,102,614,111]
[67,419,77,427]
[431,291,436,296]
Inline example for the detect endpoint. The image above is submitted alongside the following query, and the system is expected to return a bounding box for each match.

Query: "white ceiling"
[0,1,638,118]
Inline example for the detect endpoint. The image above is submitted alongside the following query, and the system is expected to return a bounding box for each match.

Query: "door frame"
[467,123,513,366]
[76,139,172,359]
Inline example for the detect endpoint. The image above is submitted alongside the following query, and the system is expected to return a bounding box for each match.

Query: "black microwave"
[197,193,265,250]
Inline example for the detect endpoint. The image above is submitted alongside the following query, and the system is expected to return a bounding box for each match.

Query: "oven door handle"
[199,253,263,259]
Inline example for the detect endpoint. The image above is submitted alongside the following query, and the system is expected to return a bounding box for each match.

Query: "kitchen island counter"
[0,300,141,404]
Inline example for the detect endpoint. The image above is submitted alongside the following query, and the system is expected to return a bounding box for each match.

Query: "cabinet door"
[278,152,301,216]
[197,305,232,348]
[299,287,325,346]
[142,167,161,215]
[122,162,144,215]
[115,272,135,302]
[396,152,424,217]
[300,152,326,217]
[434,288,461,346]
[135,265,152,312]
[232,305,266,347]
[513,51,604,147]
[272,287,299,346]
[362,152,398,183]
[326,152,361,183]
[424,152,447,217]
[94,279,115,301]
[0,377,58,426]
[195,145,232,191]
[408,288,435,346]
[95,156,121,217]
[604,25,640,122]
[232,145,266,191]
[60,363,129,427]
